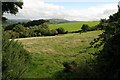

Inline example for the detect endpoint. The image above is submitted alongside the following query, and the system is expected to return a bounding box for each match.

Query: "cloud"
[4,0,118,21]
[43,0,118,2]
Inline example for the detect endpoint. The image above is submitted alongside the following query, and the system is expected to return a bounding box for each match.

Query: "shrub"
[49,29,58,36]
[2,32,31,80]
[5,30,19,39]
[63,61,78,72]
[4,24,16,30]
[13,24,26,33]
[56,27,66,34]
[81,24,90,32]
[90,5,120,79]
[54,61,96,80]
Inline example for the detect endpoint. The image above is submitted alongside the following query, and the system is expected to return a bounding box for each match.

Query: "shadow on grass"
[52,61,97,80]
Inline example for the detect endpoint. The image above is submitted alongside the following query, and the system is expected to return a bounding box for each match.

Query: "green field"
[17,30,102,78]
[49,21,99,32]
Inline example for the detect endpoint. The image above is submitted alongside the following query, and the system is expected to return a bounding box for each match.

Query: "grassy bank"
[17,30,102,78]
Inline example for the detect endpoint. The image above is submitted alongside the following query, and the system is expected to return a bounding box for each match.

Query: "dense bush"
[90,5,120,79]
[94,34,120,79]
[54,61,96,79]
[4,19,49,30]
[2,17,7,22]
[5,30,19,39]
[23,19,49,27]
[90,19,109,31]
[63,61,78,72]
[12,24,29,38]
[49,29,58,36]
[4,23,18,30]
[81,24,90,32]
[13,24,26,33]
[56,27,67,34]
[80,19,109,33]
[2,32,31,80]
[4,24,67,38]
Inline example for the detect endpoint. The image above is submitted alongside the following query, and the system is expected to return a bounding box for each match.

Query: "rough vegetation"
[16,31,102,78]
[2,1,120,80]
[90,5,120,79]
[2,32,31,80]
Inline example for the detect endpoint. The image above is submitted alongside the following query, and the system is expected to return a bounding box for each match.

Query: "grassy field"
[49,21,99,32]
[17,30,102,78]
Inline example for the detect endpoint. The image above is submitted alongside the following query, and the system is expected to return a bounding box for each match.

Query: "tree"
[13,24,25,33]
[2,17,7,22]
[2,1,23,21]
[2,33,30,80]
[90,4,120,79]
[2,1,31,80]
[56,27,66,34]
[23,19,49,27]
[81,24,90,32]
[2,2,23,15]
[96,19,109,30]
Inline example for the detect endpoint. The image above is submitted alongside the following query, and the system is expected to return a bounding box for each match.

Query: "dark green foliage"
[2,32,31,80]
[2,2,31,79]
[63,61,78,72]
[54,61,96,80]
[95,34,120,79]
[4,23,67,38]
[30,25,58,36]
[5,24,29,38]
[56,27,66,34]
[82,19,109,32]
[81,24,90,32]
[2,2,23,15]
[3,18,68,38]
[13,24,28,38]
[97,19,109,30]
[4,23,18,31]
[49,29,58,36]
[2,17,7,22]
[90,5,120,79]
[4,19,49,30]
[13,24,26,33]
[23,19,49,27]
[5,30,19,39]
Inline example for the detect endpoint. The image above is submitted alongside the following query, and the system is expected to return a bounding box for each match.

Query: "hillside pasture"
[49,21,99,32]
[17,30,102,78]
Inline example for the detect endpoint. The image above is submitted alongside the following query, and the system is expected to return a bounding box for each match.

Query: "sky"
[3,0,120,21]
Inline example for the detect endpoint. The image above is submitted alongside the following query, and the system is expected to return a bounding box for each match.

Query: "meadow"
[49,21,99,32]
[3,1,120,79]
[17,30,102,78]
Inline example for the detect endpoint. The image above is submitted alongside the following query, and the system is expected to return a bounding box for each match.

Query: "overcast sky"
[3,0,119,21]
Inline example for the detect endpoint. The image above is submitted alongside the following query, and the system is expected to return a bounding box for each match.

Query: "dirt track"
[14,35,64,41]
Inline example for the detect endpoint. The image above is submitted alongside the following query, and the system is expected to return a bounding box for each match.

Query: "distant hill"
[6,19,75,24]
[6,19,31,24]
[48,19,72,24]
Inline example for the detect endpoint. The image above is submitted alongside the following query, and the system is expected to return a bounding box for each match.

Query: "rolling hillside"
[49,21,99,32]
[48,19,70,24]
[17,30,102,78]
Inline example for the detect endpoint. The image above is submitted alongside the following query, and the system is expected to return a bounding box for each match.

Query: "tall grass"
[17,31,102,78]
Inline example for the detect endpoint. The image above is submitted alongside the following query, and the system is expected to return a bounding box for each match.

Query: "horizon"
[6,18,100,22]
[3,0,119,21]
